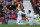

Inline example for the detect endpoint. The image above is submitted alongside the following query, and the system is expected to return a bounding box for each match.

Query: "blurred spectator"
[21,6,24,11]
[4,12,10,19]
[0,12,1,17]
[0,8,2,11]
[0,2,3,9]
[1,2,4,6]
[1,10,5,17]
[3,0,8,5]
[8,0,12,2]
[13,2,18,10]
[35,3,39,13]
[6,8,10,13]
[38,6,40,10]
[4,12,10,24]
[7,2,13,10]
[38,6,40,16]
[0,12,1,19]
[12,1,14,4]
[35,0,39,4]
[20,4,25,12]
[10,12,16,20]
[0,0,25,20]
[20,0,23,3]
[2,5,7,13]
[39,11,40,16]
[16,0,19,2]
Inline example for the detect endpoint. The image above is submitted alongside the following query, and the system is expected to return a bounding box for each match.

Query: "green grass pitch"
[0,24,40,27]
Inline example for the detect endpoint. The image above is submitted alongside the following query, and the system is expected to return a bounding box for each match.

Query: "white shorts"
[28,19,33,23]
[16,19,21,23]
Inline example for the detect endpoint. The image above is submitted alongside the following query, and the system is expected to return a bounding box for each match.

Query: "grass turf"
[0,24,40,27]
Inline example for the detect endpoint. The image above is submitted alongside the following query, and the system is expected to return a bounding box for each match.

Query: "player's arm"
[26,16,28,19]
[27,16,31,18]
[17,11,19,14]
[27,14,33,18]
[22,11,26,14]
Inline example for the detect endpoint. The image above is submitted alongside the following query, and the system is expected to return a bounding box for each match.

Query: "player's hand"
[25,16,28,19]
[26,17,28,19]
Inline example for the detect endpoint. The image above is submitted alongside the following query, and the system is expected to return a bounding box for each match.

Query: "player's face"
[19,9,22,11]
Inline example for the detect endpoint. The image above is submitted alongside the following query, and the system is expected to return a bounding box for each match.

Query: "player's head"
[28,10,31,13]
[19,8,22,11]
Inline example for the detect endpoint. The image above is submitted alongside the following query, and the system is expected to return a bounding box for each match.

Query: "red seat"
[10,14,17,19]
[10,10,12,12]
[1,17,4,20]
[16,2,20,4]
[13,11,15,13]
[10,14,13,19]
[22,17,26,20]
[12,14,17,19]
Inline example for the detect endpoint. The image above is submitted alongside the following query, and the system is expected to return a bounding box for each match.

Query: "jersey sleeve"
[21,11,25,14]
[31,14,33,19]
[36,15,39,19]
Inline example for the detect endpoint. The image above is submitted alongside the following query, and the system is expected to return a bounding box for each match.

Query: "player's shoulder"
[30,13,33,16]
[19,11,22,12]
[30,13,33,15]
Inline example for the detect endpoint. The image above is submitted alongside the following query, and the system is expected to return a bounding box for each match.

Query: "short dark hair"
[28,10,31,13]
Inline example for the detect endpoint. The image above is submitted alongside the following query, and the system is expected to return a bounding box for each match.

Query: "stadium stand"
[0,0,25,20]
[31,0,40,14]
[0,0,40,24]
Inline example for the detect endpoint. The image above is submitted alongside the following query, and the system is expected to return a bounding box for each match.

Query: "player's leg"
[18,19,23,25]
[34,19,37,25]
[26,19,28,24]
[16,19,22,25]
[16,19,19,24]
[26,16,28,24]
[28,18,30,24]
[29,19,33,25]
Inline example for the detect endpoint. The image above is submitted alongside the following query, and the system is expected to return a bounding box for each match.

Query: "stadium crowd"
[0,0,40,24]
[0,0,25,24]
[0,0,24,19]
[31,0,40,16]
